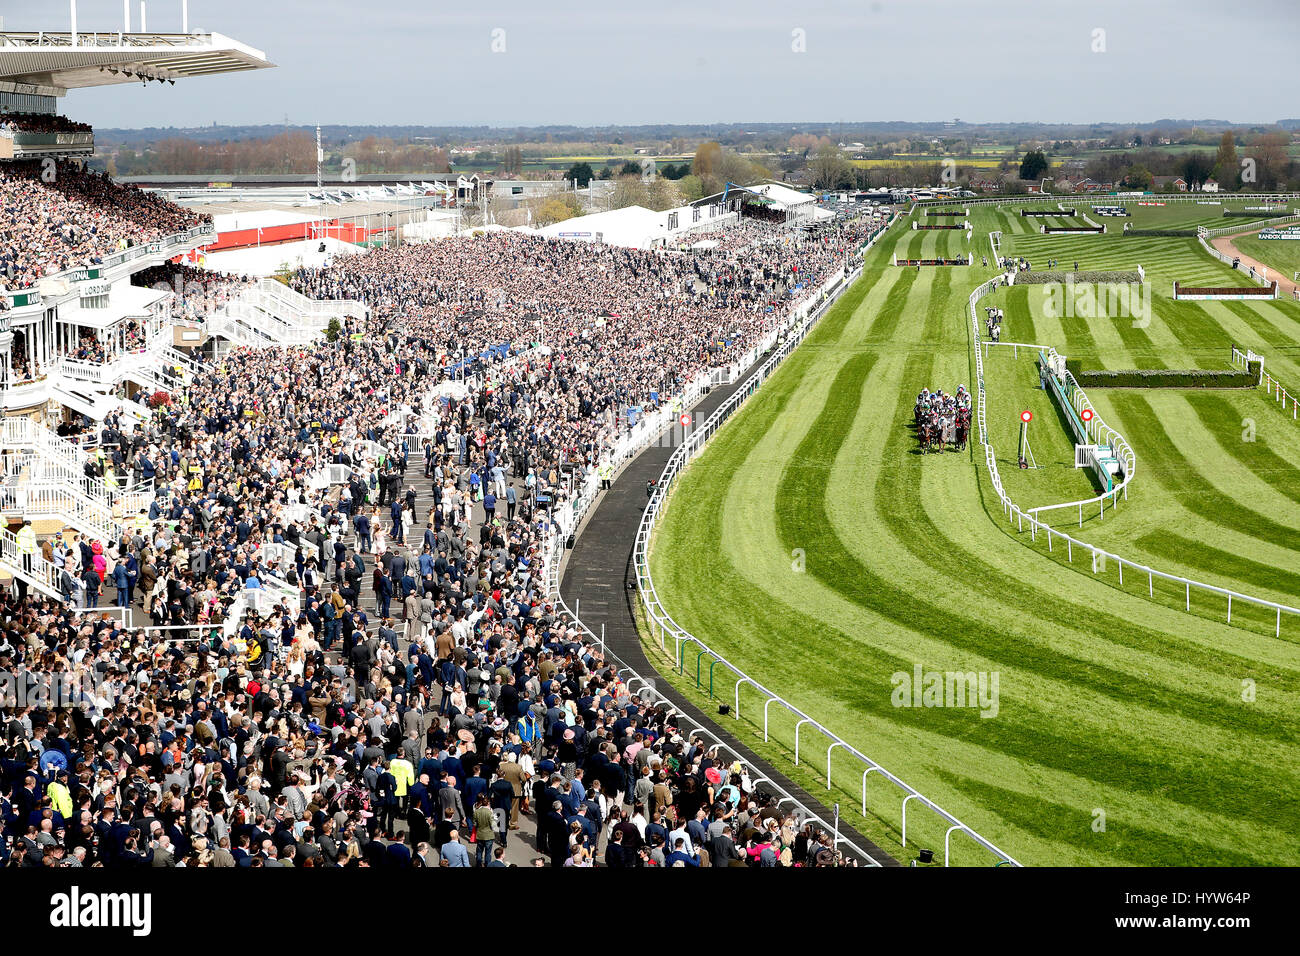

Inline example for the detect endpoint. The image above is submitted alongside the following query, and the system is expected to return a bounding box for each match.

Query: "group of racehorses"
[913,390,972,453]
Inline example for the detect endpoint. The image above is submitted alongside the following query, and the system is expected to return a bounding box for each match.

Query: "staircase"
[258,277,367,322]
[0,526,65,600]
[1,418,150,528]
[204,279,368,350]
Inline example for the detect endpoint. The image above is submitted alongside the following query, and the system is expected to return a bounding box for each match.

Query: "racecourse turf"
[643,206,1300,866]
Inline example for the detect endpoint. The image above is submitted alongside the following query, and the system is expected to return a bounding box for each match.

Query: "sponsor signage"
[4,291,40,308]
[1258,228,1300,240]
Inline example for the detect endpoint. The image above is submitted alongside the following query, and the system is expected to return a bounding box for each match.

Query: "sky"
[5,0,1299,130]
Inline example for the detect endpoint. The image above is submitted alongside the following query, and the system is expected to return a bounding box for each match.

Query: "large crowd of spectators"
[0,160,209,293]
[0,113,93,136]
[1,208,878,868]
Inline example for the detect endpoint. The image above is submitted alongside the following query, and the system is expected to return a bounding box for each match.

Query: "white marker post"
[1019,410,1032,468]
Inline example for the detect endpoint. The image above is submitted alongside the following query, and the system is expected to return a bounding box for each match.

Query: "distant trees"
[1180,150,1215,189]
[533,193,583,225]
[1213,132,1238,190]
[565,162,596,187]
[692,141,723,180]
[1019,149,1049,180]
[687,141,771,196]
[500,146,524,176]
[1242,132,1291,190]
[808,144,853,189]
[609,176,681,211]
[1121,165,1154,190]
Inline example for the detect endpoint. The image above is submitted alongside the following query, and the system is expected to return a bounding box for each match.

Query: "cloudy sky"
[6,0,1298,129]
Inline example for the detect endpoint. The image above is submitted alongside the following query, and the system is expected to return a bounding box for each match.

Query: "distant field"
[853,157,1003,169]
[645,208,1300,867]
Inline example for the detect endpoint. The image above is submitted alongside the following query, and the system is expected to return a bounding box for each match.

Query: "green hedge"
[1072,364,1259,388]
[1016,270,1141,285]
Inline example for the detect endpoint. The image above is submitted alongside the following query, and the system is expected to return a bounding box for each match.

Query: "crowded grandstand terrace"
[0,114,93,135]
[0,160,209,293]
[0,199,874,868]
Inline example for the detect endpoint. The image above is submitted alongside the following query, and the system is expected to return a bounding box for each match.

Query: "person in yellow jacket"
[389,753,415,812]
[47,772,73,820]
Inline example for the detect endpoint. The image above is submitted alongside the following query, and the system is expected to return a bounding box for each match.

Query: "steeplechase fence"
[970,279,1300,637]
[1174,279,1277,300]
[894,254,972,266]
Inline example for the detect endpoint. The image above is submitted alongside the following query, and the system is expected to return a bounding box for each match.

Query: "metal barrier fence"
[970,280,1300,637]
[617,221,1024,867]
[1200,213,1300,240]
[1195,233,1274,287]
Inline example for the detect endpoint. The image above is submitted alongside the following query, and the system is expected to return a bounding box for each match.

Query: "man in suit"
[440,832,470,867]
[436,775,466,829]
[498,753,526,830]
[540,801,569,868]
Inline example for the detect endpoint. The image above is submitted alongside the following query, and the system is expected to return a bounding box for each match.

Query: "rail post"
[901,793,921,847]
[826,741,851,790]
[793,718,815,766]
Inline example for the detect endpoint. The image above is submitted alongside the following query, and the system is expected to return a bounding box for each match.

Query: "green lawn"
[642,210,1300,867]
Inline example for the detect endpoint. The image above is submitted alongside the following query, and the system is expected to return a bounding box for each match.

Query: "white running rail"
[984,344,1137,526]
[619,222,1024,868]
[1231,347,1299,422]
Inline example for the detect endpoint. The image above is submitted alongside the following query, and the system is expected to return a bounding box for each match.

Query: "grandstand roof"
[534,205,665,248]
[745,182,815,207]
[0,32,273,93]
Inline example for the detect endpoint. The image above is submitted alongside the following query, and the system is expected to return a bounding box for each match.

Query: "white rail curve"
[544,220,903,866]
[970,278,1300,637]
[1232,347,1300,422]
[619,223,1024,867]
